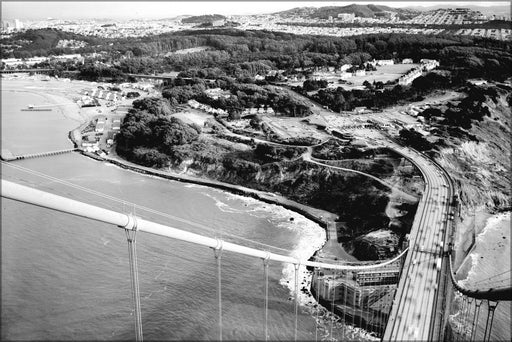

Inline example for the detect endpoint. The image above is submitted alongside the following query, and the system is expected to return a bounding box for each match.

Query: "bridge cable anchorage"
[262,252,270,341]
[213,239,224,341]
[120,213,143,342]
[483,300,498,342]
[470,299,483,342]
[294,262,300,342]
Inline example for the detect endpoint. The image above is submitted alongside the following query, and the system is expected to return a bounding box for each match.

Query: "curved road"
[383,143,453,341]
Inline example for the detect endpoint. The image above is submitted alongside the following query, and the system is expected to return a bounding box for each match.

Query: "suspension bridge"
[1,142,510,341]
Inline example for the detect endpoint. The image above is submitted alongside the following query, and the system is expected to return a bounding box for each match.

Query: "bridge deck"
[383,144,451,341]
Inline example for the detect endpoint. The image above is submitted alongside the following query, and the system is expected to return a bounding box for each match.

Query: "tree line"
[3,28,511,82]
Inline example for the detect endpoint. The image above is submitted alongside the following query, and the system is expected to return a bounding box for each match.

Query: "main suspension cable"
[2,161,292,253]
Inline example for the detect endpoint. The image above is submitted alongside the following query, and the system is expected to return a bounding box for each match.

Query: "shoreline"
[71,130,350,339]
[76,149,338,230]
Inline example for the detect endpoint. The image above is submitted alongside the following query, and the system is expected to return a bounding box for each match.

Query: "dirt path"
[303,147,419,202]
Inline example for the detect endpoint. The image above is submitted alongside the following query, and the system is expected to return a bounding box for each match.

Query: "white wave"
[477,212,510,241]
[202,192,247,214]
[184,183,204,189]
[202,189,329,307]
[462,252,480,285]
[464,212,510,279]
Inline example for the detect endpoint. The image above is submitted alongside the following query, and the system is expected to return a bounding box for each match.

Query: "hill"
[181,14,226,24]
[275,4,417,19]
[406,4,511,18]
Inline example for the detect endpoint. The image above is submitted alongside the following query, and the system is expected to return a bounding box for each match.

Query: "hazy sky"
[2,1,509,20]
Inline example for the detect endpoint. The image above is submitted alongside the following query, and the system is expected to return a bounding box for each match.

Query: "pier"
[0,148,79,161]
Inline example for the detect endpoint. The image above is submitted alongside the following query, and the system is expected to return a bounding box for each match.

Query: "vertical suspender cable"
[362,287,367,334]
[342,272,347,339]
[352,275,357,338]
[263,254,270,341]
[459,296,467,342]
[330,270,335,339]
[376,287,381,335]
[124,221,143,342]
[455,296,460,342]
[483,301,498,342]
[463,298,473,339]
[470,300,482,342]
[214,240,224,341]
[315,268,320,342]
[294,263,299,342]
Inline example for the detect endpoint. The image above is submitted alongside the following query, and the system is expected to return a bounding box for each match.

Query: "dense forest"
[3,28,511,82]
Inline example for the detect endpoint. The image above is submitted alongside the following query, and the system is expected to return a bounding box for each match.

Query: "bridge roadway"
[383,143,452,341]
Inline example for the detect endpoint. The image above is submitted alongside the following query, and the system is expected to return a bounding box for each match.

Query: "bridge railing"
[2,179,409,341]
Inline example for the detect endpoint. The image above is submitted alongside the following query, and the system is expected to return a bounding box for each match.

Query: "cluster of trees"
[161,78,312,118]
[398,129,433,151]
[0,28,102,59]
[78,63,125,81]
[253,144,305,164]
[132,97,174,116]
[115,98,201,167]
[312,140,383,160]
[303,79,328,91]
[418,85,497,130]
[162,83,207,105]
[5,27,511,83]
[308,72,453,111]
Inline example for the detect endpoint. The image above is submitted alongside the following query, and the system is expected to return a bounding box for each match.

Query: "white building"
[376,59,395,66]
[420,59,440,71]
[1,57,48,67]
[14,19,23,30]
[398,68,423,85]
[340,64,352,72]
[337,13,356,22]
[51,54,84,64]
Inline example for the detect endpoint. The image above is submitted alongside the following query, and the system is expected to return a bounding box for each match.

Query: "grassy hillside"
[276,4,417,19]
[433,84,511,211]
[182,14,226,24]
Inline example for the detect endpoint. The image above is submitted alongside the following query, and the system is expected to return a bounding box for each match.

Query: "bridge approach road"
[383,143,453,341]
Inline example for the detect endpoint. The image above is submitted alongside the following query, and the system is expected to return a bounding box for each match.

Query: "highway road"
[383,143,453,341]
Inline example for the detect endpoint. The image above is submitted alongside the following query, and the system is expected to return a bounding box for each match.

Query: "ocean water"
[2,153,331,340]
[452,212,511,342]
[1,81,333,340]
[1,88,80,155]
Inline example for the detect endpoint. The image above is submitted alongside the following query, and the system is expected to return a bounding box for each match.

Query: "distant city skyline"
[1,1,510,20]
